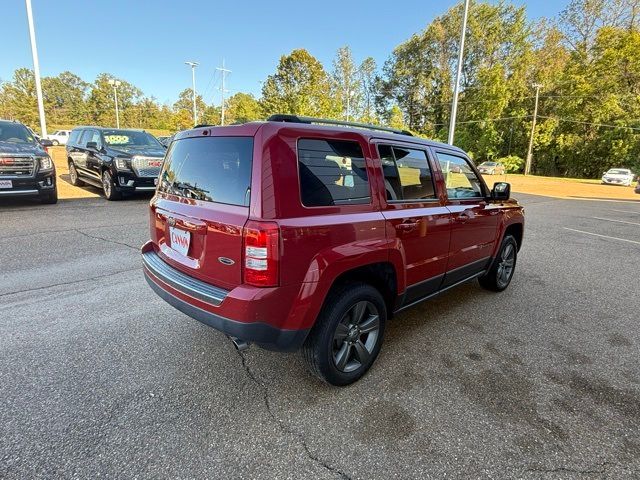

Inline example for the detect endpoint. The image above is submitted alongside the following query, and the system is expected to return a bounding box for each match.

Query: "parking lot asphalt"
[1,192,639,479]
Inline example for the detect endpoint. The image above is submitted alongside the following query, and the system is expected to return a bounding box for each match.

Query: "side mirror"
[491,182,511,201]
[86,141,99,151]
[40,138,53,147]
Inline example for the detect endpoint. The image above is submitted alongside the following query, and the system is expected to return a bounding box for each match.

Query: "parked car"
[141,114,525,386]
[478,161,505,175]
[601,168,635,186]
[635,178,640,194]
[0,119,57,204]
[66,127,165,200]
[46,130,72,146]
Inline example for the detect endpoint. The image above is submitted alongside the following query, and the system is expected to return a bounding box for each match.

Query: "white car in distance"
[601,168,635,186]
[46,130,72,146]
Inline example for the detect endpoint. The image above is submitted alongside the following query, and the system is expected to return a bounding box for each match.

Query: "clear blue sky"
[3,0,569,106]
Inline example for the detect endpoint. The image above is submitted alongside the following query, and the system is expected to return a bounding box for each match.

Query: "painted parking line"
[608,209,640,216]
[592,216,640,227]
[564,227,640,246]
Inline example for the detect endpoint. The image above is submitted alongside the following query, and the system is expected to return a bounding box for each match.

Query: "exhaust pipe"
[229,336,251,351]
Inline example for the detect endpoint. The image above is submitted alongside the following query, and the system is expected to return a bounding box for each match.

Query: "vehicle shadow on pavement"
[568,195,640,202]
[0,194,152,210]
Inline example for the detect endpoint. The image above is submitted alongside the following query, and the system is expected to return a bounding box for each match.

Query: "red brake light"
[243,220,279,287]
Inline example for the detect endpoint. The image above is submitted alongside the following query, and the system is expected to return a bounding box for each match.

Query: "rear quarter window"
[297,138,370,207]
[158,136,253,206]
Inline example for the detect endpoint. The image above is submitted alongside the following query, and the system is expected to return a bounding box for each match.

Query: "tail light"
[243,220,279,287]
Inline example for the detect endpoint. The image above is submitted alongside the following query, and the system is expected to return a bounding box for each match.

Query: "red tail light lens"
[243,220,279,287]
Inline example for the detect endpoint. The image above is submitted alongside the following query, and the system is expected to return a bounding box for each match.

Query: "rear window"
[158,136,253,206]
[297,138,370,207]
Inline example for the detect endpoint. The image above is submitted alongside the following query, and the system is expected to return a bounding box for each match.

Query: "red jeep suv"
[142,115,524,385]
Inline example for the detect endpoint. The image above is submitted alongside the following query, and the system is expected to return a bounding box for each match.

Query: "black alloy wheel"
[302,282,386,386]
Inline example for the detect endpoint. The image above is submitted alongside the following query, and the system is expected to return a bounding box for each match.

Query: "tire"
[102,170,121,201]
[52,140,59,146]
[40,187,58,204]
[68,161,84,186]
[302,282,386,386]
[479,234,518,292]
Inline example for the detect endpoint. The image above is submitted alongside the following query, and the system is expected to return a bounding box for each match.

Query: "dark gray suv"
[0,119,57,204]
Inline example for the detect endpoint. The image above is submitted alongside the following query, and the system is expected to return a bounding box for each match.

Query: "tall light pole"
[216,59,231,125]
[25,0,47,137]
[346,89,355,121]
[185,61,199,126]
[448,0,471,145]
[108,79,121,128]
[524,83,542,176]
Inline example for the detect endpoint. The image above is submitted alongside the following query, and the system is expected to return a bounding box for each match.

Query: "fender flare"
[296,246,404,329]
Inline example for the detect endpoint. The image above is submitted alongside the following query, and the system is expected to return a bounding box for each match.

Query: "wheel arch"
[503,222,523,251]
[321,262,398,320]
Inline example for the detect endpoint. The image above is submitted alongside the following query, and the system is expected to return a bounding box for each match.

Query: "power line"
[201,68,219,104]
[216,59,231,125]
[537,115,640,131]
[423,93,639,109]
[427,115,531,127]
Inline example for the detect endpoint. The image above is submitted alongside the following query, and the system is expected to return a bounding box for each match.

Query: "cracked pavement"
[1,193,639,478]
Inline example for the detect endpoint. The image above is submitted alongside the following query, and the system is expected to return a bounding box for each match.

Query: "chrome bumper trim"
[142,250,229,306]
[0,189,39,196]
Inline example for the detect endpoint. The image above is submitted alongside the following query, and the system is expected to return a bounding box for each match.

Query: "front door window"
[436,152,484,199]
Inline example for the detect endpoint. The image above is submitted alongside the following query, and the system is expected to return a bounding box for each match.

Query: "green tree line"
[1,0,638,177]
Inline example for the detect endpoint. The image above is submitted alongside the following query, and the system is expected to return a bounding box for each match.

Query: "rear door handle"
[455,213,470,223]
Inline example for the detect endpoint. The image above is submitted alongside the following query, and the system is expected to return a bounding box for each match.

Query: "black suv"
[0,119,57,204]
[66,127,166,200]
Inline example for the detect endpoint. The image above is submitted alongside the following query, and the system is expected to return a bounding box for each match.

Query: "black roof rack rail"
[266,114,413,136]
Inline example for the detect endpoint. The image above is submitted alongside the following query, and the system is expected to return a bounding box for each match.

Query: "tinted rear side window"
[158,136,253,206]
[297,138,370,207]
[378,145,436,201]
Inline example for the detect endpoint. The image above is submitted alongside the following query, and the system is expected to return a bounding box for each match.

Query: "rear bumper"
[142,248,309,352]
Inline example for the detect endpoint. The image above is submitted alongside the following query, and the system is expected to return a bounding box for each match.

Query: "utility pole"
[346,89,350,121]
[448,0,471,145]
[216,59,231,125]
[185,61,199,126]
[108,79,121,128]
[346,89,353,121]
[524,83,542,176]
[25,0,47,137]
